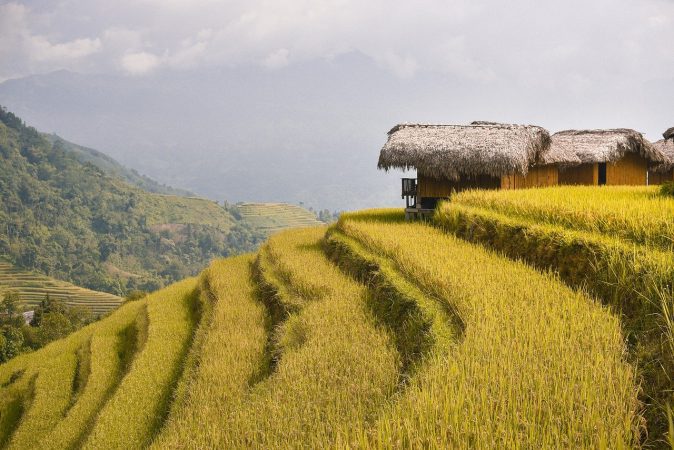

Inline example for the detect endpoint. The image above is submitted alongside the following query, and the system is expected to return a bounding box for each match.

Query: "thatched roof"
[377,123,554,180]
[651,139,674,173]
[663,126,674,140]
[549,129,664,165]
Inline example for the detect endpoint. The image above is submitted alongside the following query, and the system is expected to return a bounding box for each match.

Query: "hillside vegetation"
[0,106,263,296]
[436,185,674,446]
[235,202,323,236]
[0,211,643,448]
[43,134,194,197]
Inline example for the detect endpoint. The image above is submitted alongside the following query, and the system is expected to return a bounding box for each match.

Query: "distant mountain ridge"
[0,105,263,295]
[44,133,194,197]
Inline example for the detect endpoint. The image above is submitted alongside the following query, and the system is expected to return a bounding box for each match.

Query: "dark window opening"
[420,197,443,210]
[598,163,607,185]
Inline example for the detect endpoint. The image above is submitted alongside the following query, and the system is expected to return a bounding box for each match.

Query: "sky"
[0,0,673,210]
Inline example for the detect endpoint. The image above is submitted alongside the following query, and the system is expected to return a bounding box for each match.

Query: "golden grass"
[452,185,674,249]
[334,210,640,448]
[154,228,399,448]
[0,299,146,448]
[439,188,674,445]
[151,255,267,448]
[38,301,146,449]
[5,351,79,449]
[83,278,199,449]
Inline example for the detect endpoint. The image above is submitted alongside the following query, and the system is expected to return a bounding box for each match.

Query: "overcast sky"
[2,0,673,87]
[1,0,673,209]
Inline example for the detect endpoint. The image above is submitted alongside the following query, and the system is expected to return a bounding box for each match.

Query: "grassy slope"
[151,256,268,448]
[138,194,233,229]
[83,278,199,449]
[332,210,639,447]
[452,185,674,249]
[436,185,674,444]
[0,213,645,448]
[0,299,146,448]
[156,228,399,448]
[0,260,122,315]
[236,202,322,235]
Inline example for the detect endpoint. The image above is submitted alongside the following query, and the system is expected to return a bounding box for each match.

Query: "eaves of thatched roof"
[663,126,674,140]
[377,123,554,180]
[650,139,674,173]
[549,129,664,165]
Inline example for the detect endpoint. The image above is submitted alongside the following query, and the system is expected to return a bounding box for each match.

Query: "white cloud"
[120,51,162,75]
[28,36,101,61]
[0,2,102,80]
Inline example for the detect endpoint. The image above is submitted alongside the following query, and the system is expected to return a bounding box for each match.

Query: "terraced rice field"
[0,213,644,448]
[0,261,122,316]
[436,185,674,446]
[236,202,322,235]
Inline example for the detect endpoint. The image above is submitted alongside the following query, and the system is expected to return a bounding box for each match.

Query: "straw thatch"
[663,126,674,140]
[377,123,553,180]
[651,139,674,173]
[549,129,664,165]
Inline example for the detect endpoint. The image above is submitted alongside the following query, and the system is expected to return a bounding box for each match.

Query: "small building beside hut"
[648,127,674,185]
[377,122,579,217]
[549,129,663,186]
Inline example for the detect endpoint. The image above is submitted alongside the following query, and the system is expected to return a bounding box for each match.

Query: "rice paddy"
[0,260,122,316]
[236,202,323,235]
[451,185,674,249]
[0,195,662,448]
[437,185,674,446]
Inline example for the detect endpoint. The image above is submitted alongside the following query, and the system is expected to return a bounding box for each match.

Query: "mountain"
[0,66,671,211]
[0,106,264,295]
[43,133,194,196]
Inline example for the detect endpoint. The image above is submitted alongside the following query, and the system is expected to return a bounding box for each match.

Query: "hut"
[648,127,674,184]
[377,122,578,217]
[551,129,663,186]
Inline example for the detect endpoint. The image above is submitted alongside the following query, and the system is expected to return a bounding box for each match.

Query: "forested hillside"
[43,134,194,197]
[0,106,264,295]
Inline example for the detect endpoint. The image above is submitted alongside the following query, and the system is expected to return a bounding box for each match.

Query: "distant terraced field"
[0,261,123,316]
[236,202,322,235]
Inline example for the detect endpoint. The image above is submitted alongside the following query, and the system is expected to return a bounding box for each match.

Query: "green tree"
[1,291,20,317]
[36,312,73,347]
[0,326,24,362]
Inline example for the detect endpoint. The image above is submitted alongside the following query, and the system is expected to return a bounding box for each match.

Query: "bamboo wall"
[606,152,648,185]
[417,173,500,199]
[500,165,559,190]
[648,170,674,185]
[559,164,597,185]
[559,153,649,186]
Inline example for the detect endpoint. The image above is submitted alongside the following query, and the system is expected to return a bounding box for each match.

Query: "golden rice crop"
[438,192,674,444]
[38,301,146,449]
[6,350,79,449]
[451,185,674,249]
[152,255,268,448]
[154,228,399,448]
[83,278,199,449]
[0,298,146,448]
[334,210,640,448]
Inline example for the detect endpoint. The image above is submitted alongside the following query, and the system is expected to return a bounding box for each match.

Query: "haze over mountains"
[1,57,671,211]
